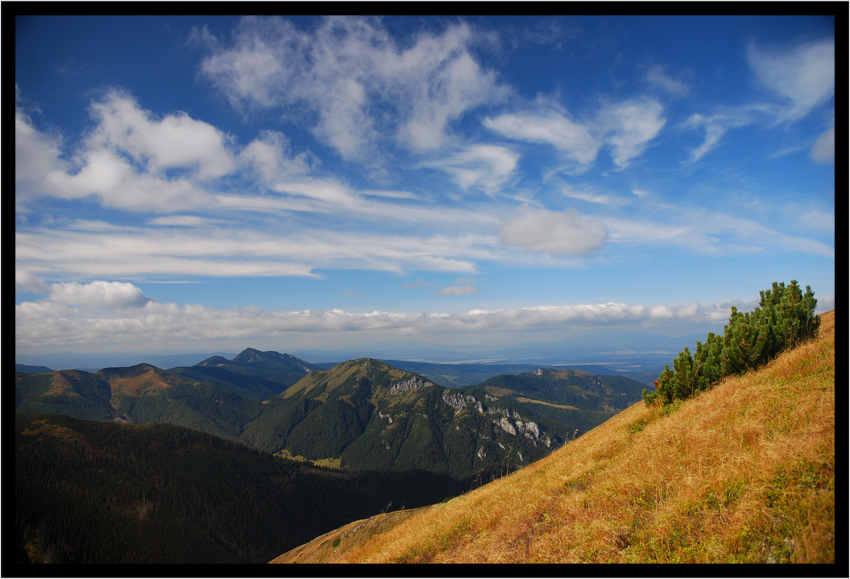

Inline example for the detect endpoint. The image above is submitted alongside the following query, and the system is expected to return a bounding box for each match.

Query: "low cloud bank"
[16,278,753,349]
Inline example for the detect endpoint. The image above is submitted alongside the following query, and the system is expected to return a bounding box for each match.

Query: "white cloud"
[148,216,225,227]
[483,111,598,166]
[15,225,497,282]
[15,108,68,193]
[747,38,835,123]
[47,280,152,309]
[437,284,478,296]
[239,130,315,184]
[604,208,834,258]
[199,16,301,110]
[16,270,48,295]
[199,16,507,159]
[499,208,607,257]
[429,144,518,194]
[643,64,689,97]
[561,185,625,207]
[14,283,747,348]
[809,127,835,164]
[682,109,758,163]
[88,91,236,179]
[598,98,666,168]
[16,94,219,213]
[485,97,665,170]
[682,38,833,164]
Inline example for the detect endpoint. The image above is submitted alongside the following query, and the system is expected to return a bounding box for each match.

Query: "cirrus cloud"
[746,38,835,123]
[199,16,508,159]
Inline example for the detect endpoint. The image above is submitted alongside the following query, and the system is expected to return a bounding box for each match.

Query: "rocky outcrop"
[389,377,433,395]
[441,391,485,415]
[488,407,548,445]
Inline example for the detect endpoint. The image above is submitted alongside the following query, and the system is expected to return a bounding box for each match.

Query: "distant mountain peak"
[232,348,311,366]
[99,362,159,378]
[233,348,266,364]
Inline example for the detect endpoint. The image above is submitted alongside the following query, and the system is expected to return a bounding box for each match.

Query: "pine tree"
[646,281,819,407]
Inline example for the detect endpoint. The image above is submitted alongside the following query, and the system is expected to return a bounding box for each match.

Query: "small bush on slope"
[322,310,834,564]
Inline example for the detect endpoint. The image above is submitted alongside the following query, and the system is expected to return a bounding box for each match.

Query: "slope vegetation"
[273,310,835,564]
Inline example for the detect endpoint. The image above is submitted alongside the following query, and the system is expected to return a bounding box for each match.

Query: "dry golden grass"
[45,372,82,398]
[111,369,172,397]
[313,310,835,564]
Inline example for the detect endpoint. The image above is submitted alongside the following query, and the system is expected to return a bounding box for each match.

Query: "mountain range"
[14,328,706,375]
[15,349,647,480]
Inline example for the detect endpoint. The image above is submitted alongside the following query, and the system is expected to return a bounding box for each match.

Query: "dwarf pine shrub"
[644,281,819,406]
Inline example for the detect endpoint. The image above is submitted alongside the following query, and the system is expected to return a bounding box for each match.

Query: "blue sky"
[15,15,835,360]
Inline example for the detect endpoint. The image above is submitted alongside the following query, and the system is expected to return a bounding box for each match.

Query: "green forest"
[15,413,466,564]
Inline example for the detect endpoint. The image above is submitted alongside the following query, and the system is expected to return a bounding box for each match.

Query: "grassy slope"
[273,310,835,564]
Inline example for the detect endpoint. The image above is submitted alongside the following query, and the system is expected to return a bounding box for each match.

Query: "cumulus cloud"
[87,90,236,179]
[809,127,835,164]
[15,92,223,213]
[14,282,746,348]
[15,107,68,194]
[16,270,48,295]
[746,38,835,123]
[199,16,507,159]
[499,208,607,257]
[48,280,152,308]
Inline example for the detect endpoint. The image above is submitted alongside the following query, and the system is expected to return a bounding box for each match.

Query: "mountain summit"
[171,349,320,399]
[242,358,645,480]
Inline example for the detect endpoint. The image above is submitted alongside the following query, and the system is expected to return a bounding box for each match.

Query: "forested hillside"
[14,413,466,564]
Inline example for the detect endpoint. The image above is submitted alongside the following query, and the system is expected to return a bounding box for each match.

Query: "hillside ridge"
[18,354,646,480]
[271,310,835,564]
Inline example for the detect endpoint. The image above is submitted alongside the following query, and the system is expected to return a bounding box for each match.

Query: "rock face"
[441,391,485,415]
[389,377,433,395]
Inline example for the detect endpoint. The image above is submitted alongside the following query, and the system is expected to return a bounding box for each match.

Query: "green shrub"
[645,281,819,406]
